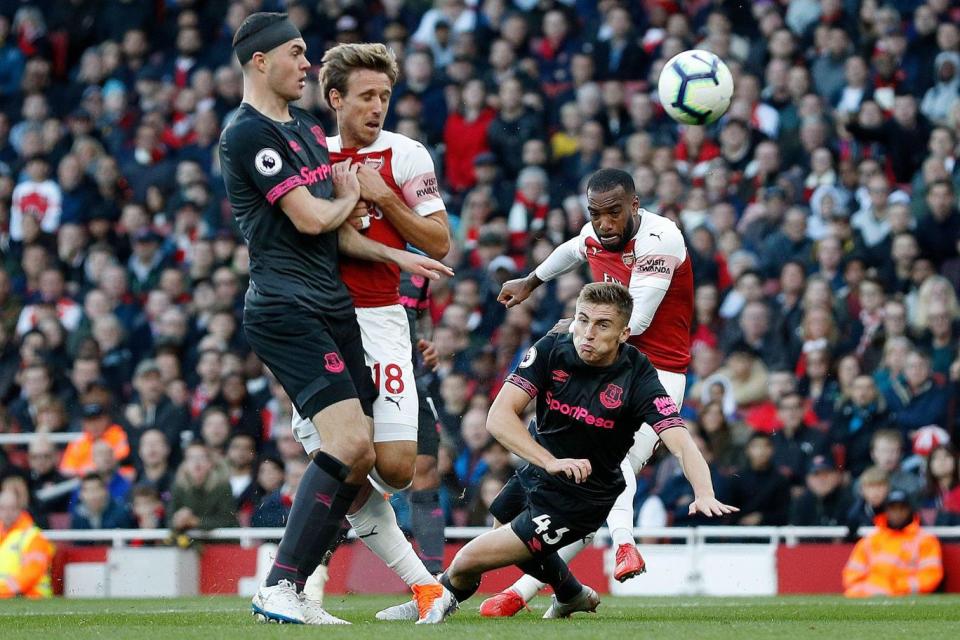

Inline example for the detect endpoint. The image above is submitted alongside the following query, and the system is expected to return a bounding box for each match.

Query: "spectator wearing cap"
[128,227,168,298]
[727,432,791,526]
[843,489,943,597]
[122,358,190,459]
[59,394,130,478]
[920,52,960,126]
[789,454,853,526]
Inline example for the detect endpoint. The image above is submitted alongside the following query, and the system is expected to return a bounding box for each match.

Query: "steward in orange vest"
[0,490,54,598]
[843,489,943,597]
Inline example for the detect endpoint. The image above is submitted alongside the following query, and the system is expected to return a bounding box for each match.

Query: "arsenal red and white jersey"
[575,211,693,373]
[328,130,444,307]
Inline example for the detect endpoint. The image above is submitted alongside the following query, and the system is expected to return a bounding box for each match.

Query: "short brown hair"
[576,282,633,326]
[319,43,399,109]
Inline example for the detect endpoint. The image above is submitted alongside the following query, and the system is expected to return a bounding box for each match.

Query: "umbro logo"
[551,369,569,383]
[288,139,302,153]
[649,232,662,240]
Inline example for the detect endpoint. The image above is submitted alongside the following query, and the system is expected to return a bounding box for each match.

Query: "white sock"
[510,535,592,602]
[606,456,638,549]
[346,492,435,587]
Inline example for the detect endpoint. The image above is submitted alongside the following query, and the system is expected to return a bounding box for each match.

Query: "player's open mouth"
[364,121,380,131]
[600,235,619,246]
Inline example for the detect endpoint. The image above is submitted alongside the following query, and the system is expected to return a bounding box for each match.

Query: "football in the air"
[657,49,734,125]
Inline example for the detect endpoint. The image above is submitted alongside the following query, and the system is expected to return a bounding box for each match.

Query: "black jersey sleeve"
[504,334,556,399]
[632,365,686,435]
[224,118,305,206]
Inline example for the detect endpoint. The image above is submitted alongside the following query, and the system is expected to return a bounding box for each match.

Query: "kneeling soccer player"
[389,282,735,620]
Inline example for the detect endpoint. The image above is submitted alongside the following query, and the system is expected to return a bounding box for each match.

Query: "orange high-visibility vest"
[0,512,54,598]
[843,514,943,597]
[59,424,130,477]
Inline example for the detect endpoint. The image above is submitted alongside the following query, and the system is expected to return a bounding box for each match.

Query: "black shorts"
[416,377,440,457]
[489,466,610,557]
[244,307,377,419]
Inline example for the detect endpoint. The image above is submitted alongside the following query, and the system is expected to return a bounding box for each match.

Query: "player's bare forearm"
[486,386,555,469]
[377,191,451,259]
[660,427,715,498]
[337,223,392,262]
[280,187,359,235]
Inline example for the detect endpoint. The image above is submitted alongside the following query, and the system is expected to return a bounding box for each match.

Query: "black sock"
[518,553,583,602]
[439,571,478,603]
[409,489,445,574]
[299,479,361,579]
[265,452,348,588]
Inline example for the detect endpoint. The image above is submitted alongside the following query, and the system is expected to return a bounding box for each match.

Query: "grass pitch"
[2,594,958,640]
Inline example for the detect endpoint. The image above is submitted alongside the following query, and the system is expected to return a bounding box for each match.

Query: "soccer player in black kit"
[434,283,736,619]
[219,12,450,625]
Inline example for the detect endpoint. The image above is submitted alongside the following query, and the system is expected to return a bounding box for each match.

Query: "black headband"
[234,18,302,65]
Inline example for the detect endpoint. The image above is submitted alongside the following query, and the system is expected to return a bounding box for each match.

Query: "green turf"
[2,594,959,640]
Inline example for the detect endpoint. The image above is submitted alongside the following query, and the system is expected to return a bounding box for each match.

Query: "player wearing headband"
[219,12,449,625]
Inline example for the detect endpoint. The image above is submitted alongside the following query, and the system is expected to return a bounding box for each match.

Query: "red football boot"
[479,590,528,617]
[613,543,647,582]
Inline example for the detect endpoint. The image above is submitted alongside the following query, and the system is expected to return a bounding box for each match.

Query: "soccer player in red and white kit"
[288,43,455,622]
[489,168,695,615]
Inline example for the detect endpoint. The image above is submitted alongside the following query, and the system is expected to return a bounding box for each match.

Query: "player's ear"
[618,324,630,344]
[632,194,639,213]
[329,88,343,110]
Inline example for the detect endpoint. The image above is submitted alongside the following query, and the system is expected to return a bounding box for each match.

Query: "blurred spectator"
[843,490,942,597]
[0,489,53,598]
[70,473,133,531]
[831,375,891,477]
[133,428,173,504]
[726,433,790,526]
[846,466,891,533]
[59,395,130,478]
[122,358,189,461]
[920,445,960,524]
[130,485,164,530]
[789,455,853,526]
[771,392,831,492]
[882,349,949,439]
[253,456,285,510]
[25,436,70,523]
[225,433,256,524]
[865,429,924,499]
[252,458,307,528]
[167,443,236,532]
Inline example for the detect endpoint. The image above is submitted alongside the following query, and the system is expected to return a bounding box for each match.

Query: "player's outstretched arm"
[498,236,583,308]
[357,165,450,259]
[278,159,361,234]
[337,224,454,281]
[487,384,591,483]
[658,427,739,517]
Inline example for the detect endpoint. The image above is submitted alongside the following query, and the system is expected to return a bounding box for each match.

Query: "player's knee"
[338,435,375,474]
[373,459,414,491]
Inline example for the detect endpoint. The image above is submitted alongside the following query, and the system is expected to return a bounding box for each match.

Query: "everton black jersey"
[399,270,430,363]
[505,333,684,501]
[219,103,352,316]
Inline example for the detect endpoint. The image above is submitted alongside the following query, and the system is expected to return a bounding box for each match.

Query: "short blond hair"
[859,466,889,486]
[577,282,633,326]
[319,43,399,109]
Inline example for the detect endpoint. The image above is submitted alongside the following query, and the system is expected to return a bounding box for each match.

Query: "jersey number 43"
[532,514,569,545]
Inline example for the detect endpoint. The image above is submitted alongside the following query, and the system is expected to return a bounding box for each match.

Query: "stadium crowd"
[0,0,959,543]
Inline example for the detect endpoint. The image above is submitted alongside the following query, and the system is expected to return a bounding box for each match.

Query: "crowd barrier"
[40,526,960,597]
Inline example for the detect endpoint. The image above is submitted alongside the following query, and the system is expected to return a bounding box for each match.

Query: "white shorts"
[291,305,419,455]
[626,368,687,473]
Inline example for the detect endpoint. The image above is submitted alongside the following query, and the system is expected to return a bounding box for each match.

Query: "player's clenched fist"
[545,457,592,484]
[498,277,536,308]
[348,200,371,231]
